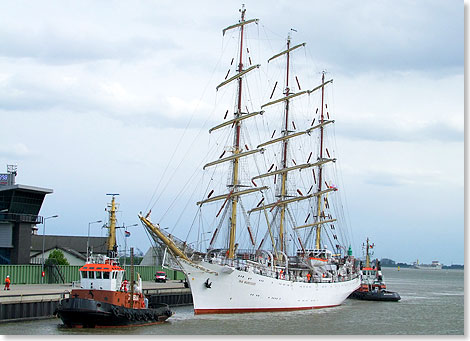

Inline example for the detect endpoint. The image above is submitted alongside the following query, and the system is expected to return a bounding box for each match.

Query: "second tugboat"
[349,238,401,302]
[56,194,173,328]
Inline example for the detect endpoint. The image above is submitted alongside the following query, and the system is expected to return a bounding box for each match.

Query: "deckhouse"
[78,255,126,291]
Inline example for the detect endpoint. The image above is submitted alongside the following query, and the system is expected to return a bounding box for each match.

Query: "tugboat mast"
[106,193,119,257]
[365,238,374,268]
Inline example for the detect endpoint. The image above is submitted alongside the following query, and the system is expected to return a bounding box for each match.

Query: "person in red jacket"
[4,275,10,290]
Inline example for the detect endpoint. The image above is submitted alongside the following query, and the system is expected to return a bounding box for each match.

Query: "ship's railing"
[205,253,357,283]
[85,254,120,265]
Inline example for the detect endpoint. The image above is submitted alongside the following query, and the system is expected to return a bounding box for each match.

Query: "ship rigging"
[140,6,360,314]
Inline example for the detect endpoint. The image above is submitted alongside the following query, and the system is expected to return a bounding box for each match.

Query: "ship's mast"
[278,35,292,254]
[251,38,337,254]
[315,72,326,249]
[189,7,261,257]
[106,194,119,257]
[365,238,374,268]
[228,5,246,259]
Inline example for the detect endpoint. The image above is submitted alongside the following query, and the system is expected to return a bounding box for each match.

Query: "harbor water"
[0,268,463,335]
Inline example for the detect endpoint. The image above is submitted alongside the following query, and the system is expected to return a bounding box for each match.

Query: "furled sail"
[202,148,264,169]
[248,188,336,214]
[252,159,336,180]
[216,64,260,91]
[222,18,259,36]
[209,111,264,133]
[196,186,268,206]
[257,120,334,148]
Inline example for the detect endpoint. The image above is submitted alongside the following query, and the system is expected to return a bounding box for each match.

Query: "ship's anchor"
[204,278,212,288]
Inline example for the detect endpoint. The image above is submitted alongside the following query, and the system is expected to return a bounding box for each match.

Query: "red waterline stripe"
[194,304,339,315]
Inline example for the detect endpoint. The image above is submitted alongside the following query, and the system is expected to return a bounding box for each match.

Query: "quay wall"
[0,265,185,284]
[0,300,59,322]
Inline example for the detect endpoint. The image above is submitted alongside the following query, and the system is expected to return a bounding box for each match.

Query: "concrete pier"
[0,280,192,322]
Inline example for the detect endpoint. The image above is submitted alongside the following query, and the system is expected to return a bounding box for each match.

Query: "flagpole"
[121,223,137,267]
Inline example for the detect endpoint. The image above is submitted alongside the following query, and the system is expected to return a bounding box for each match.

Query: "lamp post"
[41,215,58,284]
[87,220,103,260]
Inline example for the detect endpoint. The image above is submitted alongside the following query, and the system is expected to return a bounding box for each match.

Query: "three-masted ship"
[140,7,360,314]
[56,195,172,327]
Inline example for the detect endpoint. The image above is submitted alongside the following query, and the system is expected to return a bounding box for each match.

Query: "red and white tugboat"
[349,238,400,302]
[56,195,173,328]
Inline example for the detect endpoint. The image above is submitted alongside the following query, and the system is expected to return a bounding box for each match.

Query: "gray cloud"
[0,28,178,64]
[259,0,463,75]
[336,119,463,142]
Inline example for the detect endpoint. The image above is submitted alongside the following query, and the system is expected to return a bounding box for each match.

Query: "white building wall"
[30,249,85,266]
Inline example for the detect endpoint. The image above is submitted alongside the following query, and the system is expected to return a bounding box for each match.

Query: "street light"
[87,220,103,259]
[41,215,58,284]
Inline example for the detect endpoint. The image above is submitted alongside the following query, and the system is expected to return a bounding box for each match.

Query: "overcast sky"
[0,0,464,264]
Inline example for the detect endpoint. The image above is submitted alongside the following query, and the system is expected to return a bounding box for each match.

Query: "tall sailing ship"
[140,6,360,314]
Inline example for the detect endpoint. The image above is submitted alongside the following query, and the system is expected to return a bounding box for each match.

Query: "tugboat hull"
[349,290,401,302]
[56,297,172,328]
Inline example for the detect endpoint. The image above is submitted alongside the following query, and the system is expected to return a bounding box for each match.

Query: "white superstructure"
[413,260,443,270]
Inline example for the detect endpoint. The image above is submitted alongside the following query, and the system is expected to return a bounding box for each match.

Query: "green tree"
[46,249,70,266]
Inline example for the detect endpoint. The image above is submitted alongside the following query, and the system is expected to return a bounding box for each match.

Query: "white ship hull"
[413,265,443,270]
[180,260,360,314]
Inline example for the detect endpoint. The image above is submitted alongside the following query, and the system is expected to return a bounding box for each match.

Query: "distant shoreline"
[381,264,464,270]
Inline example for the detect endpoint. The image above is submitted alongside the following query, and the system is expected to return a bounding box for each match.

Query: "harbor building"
[0,165,53,265]
[30,235,108,266]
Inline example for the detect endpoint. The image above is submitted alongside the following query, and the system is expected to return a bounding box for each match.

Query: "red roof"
[79,263,124,272]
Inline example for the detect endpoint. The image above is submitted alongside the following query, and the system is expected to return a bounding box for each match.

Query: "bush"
[46,249,70,266]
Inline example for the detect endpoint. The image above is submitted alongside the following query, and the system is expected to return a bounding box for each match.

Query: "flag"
[125,231,130,237]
